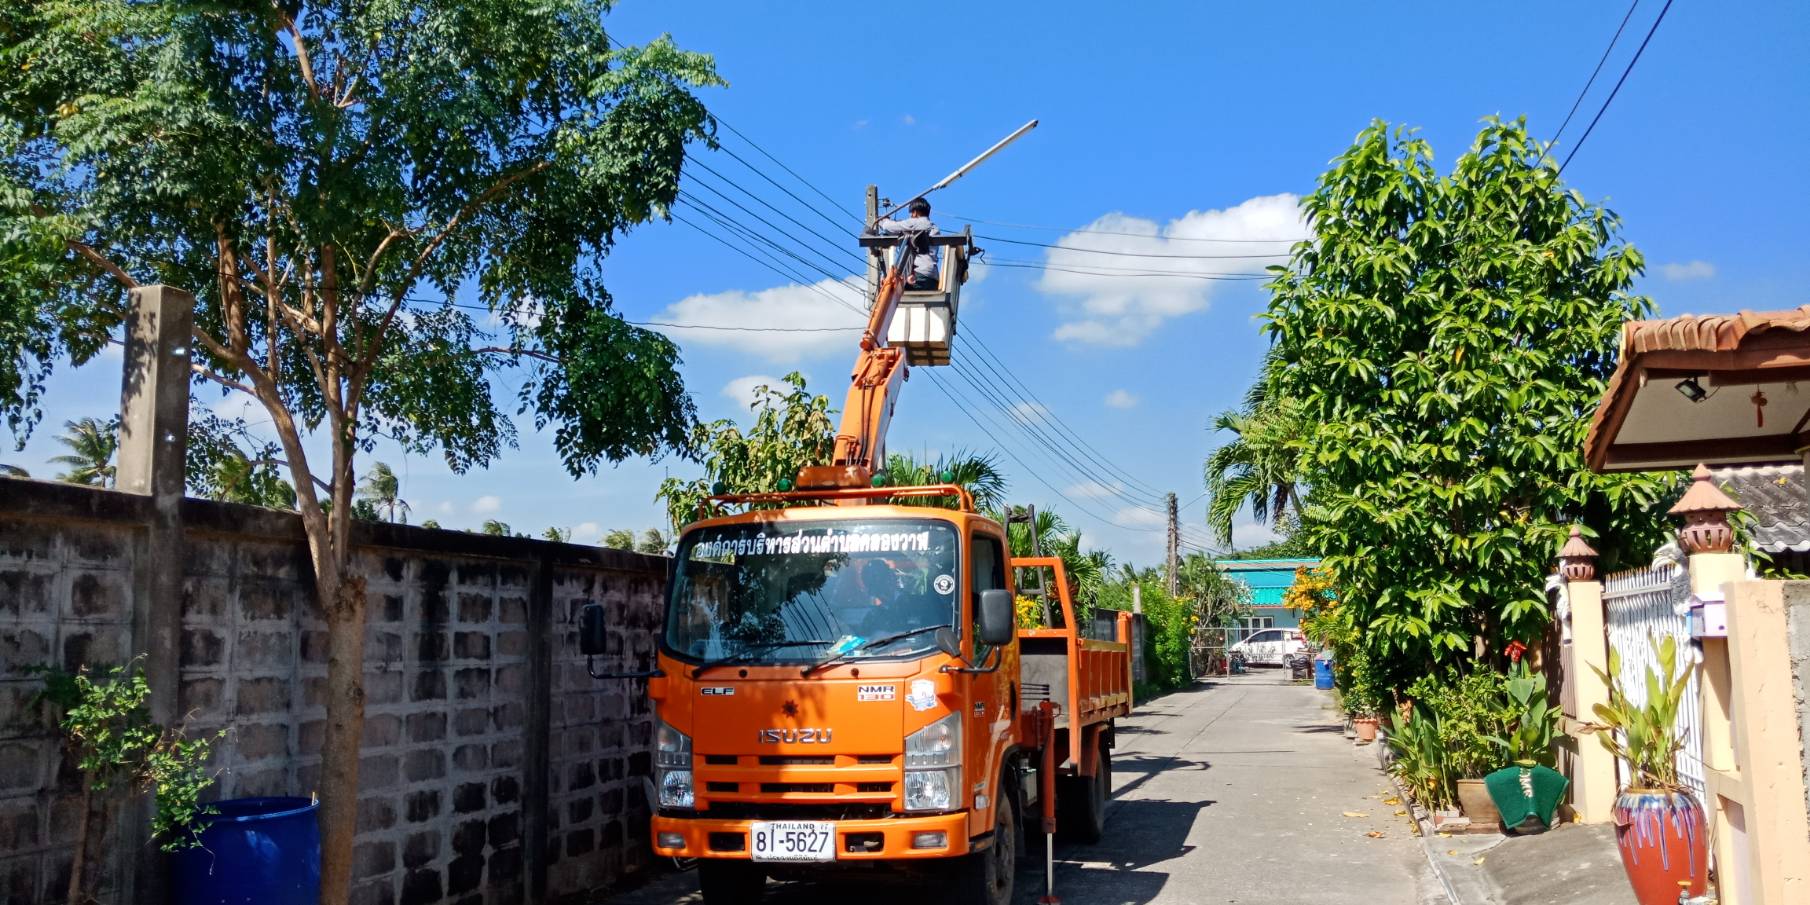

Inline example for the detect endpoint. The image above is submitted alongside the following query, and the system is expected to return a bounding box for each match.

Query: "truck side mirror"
[977,589,1015,646]
[578,602,608,655]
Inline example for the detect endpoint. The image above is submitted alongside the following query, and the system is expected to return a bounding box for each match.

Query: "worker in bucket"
[871,197,939,290]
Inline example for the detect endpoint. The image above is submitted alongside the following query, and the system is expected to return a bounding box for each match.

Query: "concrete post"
[1565,576,1617,823]
[116,284,193,902]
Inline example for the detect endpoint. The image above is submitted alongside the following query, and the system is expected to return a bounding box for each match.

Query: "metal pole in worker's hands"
[876,119,1039,221]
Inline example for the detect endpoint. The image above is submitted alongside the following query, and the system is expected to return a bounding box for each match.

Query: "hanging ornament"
[1752,389,1769,428]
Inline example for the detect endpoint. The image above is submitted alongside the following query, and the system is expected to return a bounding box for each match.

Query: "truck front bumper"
[652,811,971,861]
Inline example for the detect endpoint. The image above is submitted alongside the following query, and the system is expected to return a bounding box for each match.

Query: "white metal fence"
[1601,557,1706,801]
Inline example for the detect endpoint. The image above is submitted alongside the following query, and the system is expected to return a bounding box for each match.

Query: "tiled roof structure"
[1713,464,1810,553]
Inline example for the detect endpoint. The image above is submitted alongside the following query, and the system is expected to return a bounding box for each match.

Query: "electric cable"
[1558,0,1675,174]
[1552,0,1643,145]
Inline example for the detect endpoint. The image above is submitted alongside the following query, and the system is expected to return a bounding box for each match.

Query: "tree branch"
[190,363,257,397]
[275,8,320,99]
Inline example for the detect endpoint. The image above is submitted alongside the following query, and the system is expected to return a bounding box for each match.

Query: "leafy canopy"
[1261,118,1674,684]
[1,0,720,480]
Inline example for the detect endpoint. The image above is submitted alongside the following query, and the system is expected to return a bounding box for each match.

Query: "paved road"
[605,672,1445,905]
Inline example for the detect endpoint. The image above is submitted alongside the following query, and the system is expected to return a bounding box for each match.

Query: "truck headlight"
[656,720,693,809]
[903,713,961,812]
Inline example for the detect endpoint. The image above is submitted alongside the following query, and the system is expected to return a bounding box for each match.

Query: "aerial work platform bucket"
[859,228,974,367]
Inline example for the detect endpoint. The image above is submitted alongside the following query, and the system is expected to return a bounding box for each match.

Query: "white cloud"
[1660,260,1716,281]
[471,495,502,515]
[650,278,867,364]
[723,374,787,409]
[1230,518,1282,550]
[1008,401,1048,424]
[1038,193,1306,346]
[573,521,603,545]
[436,501,454,515]
[1067,480,1124,500]
[1112,506,1166,529]
[1105,389,1138,409]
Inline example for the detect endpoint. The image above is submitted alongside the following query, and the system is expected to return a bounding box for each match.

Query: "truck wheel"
[955,786,1017,905]
[697,861,764,904]
[1058,742,1111,844]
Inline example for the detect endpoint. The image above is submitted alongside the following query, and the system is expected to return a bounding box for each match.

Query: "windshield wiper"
[690,640,835,678]
[801,624,949,677]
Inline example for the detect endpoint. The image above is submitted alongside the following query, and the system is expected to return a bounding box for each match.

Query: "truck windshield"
[665,518,960,664]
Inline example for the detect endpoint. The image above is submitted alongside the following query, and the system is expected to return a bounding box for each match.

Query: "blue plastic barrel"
[171,797,321,905]
[1313,657,1335,690]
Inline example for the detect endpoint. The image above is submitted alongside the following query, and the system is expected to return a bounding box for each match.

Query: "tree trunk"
[66,779,91,905]
[315,563,366,905]
[313,430,367,905]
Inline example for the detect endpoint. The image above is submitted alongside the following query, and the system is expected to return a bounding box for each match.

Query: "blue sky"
[9,0,1808,566]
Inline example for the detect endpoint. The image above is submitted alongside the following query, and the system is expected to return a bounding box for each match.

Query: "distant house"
[1215,558,1320,634]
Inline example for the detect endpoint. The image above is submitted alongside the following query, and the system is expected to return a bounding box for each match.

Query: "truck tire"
[697,861,764,904]
[954,781,1017,905]
[1057,742,1111,844]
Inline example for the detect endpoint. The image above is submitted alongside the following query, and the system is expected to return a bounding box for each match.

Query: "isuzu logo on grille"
[758,728,833,744]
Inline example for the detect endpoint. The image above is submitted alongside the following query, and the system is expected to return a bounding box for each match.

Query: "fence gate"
[1601,557,1706,802]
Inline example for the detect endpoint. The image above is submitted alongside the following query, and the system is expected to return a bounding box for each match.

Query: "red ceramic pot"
[1352,716,1378,743]
[1611,789,1707,905]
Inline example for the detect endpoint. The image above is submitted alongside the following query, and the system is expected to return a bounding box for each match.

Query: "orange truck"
[579,202,1133,905]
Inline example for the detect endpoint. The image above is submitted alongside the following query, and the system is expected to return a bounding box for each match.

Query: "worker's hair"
[908,197,930,216]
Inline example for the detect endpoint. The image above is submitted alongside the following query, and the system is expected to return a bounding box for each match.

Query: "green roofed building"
[1214,558,1320,634]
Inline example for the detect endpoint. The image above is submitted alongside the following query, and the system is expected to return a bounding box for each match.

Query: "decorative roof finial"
[1558,526,1599,581]
[1667,464,1742,554]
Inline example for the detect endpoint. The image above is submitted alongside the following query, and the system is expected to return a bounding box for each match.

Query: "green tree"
[656,372,835,530]
[48,416,116,487]
[602,528,638,550]
[356,462,409,524]
[883,449,1008,512]
[0,463,28,478]
[419,519,441,530]
[2,4,718,897]
[636,528,671,555]
[1203,372,1306,547]
[1260,119,1674,689]
[542,526,573,543]
[186,412,296,508]
[480,520,513,537]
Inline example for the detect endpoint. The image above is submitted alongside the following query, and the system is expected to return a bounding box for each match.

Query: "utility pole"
[864,184,880,306]
[1165,491,1180,596]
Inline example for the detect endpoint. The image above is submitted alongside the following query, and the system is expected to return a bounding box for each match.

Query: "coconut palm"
[356,462,410,523]
[883,449,1008,512]
[602,529,637,550]
[636,529,671,555]
[1203,382,1305,547]
[542,526,573,542]
[0,464,28,478]
[49,417,117,488]
[480,520,512,537]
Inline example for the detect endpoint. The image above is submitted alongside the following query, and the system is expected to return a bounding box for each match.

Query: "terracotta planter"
[1612,789,1707,905]
[1352,715,1378,743]
[1455,778,1500,828]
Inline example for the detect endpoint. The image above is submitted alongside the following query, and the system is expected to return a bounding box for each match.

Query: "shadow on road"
[1110,752,1210,799]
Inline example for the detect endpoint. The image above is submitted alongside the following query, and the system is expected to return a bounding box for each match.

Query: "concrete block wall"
[0,479,667,905]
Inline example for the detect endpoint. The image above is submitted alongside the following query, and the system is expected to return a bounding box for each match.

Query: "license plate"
[749,821,835,862]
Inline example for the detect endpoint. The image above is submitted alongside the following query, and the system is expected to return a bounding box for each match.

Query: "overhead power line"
[944,212,1309,244]
[985,261,1271,282]
[1558,0,1675,174]
[1552,0,1643,145]
[978,234,1294,260]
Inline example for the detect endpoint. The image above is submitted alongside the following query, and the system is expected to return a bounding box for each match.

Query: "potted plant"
[1340,649,1384,743]
[1409,667,1511,827]
[1483,653,1567,832]
[1587,637,1707,905]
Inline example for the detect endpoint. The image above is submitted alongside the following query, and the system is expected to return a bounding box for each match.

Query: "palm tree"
[0,464,28,478]
[209,449,297,509]
[49,417,117,488]
[542,526,573,542]
[1203,385,1305,547]
[480,519,512,537]
[883,449,1008,512]
[636,529,671,555]
[601,529,637,550]
[420,519,442,530]
[356,462,410,523]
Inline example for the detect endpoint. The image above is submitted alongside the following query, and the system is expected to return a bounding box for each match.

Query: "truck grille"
[705,802,891,821]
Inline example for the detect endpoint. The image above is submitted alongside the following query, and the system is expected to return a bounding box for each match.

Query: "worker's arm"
[871,215,934,236]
